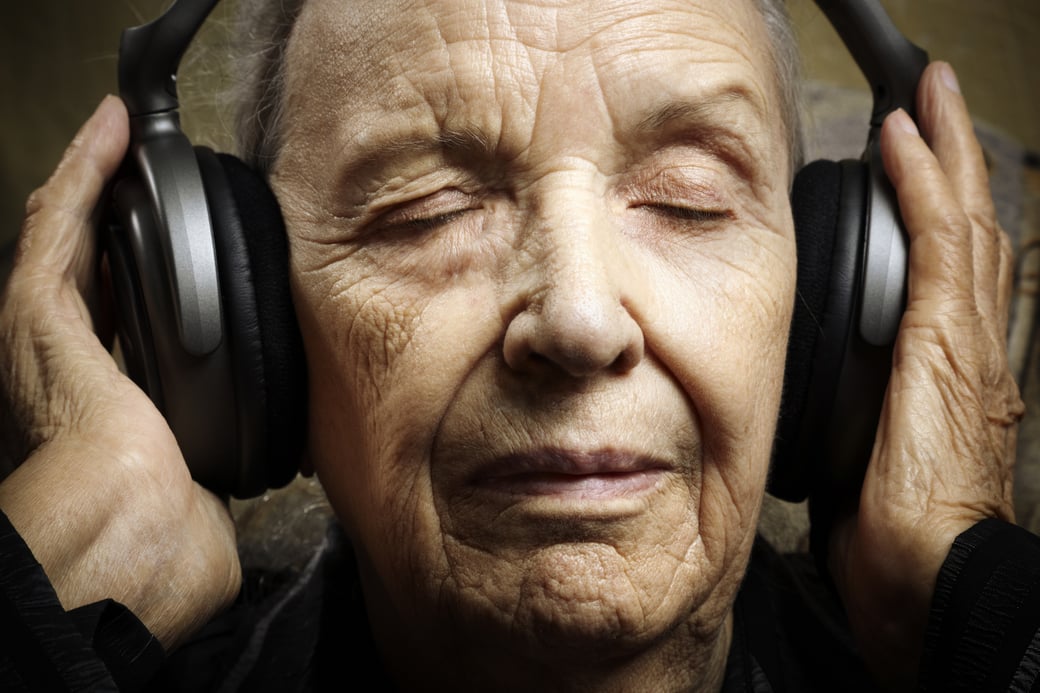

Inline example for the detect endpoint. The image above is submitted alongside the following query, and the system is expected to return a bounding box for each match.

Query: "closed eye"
[638,204,732,223]
[373,188,481,234]
[382,209,470,233]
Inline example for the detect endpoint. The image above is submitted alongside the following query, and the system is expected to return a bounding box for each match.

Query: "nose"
[503,199,645,378]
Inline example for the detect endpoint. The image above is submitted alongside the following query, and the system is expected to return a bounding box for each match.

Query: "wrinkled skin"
[271,0,793,689]
[0,0,1020,690]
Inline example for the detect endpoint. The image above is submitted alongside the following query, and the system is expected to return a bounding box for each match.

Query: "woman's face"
[272,0,794,676]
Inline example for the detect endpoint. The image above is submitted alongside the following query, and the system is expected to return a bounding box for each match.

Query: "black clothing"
[919,518,1040,691]
[0,511,163,692]
[2,509,1040,691]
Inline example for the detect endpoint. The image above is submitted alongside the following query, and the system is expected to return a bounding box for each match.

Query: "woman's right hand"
[0,95,240,650]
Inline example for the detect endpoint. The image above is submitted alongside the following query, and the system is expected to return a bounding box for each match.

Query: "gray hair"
[754,0,806,175]
[229,0,307,173]
[230,0,804,178]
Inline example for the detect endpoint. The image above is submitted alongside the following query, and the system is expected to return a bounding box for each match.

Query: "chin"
[344,444,754,691]
[431,501,727,661]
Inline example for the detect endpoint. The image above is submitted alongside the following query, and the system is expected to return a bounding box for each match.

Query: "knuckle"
[965,208,999,237]
[16,192,57,272]
[934,208,972,239]
[17,188,49,259]
[22,186,47,221]
[20,171,73,232]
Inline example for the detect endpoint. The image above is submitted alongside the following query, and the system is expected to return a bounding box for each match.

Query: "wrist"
[829,508,977,690]
[0,437,238,649]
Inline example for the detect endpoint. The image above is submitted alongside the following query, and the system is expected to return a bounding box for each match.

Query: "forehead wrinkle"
[591,5,776,116]
[280,0,788,199]
[394,3,561,161]
[590,3,785,185]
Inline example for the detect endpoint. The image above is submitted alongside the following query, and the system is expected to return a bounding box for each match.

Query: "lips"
[471,449,672,501]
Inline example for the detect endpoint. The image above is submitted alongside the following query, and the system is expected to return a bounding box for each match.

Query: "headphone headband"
[119,0,225,356]
[814,0,929,136]
[119,0,220,116]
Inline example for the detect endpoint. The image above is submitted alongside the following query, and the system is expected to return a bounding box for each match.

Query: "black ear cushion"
[770,159,844,502]
[196,147,307,495]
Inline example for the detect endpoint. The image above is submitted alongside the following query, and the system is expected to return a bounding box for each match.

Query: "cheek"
[644,229,795,548]
[290,238,505,548]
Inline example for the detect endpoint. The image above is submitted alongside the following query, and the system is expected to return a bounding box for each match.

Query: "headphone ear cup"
[771,159,866,502]
[106,178,165,408]
[108,149,243,495]
[194,147,307,496]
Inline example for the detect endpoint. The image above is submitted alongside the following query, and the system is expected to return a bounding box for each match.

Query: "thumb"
[0,96,132,463]
[14,95,129,300]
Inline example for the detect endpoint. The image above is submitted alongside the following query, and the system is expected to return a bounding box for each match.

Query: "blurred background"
[0,0,1038,555]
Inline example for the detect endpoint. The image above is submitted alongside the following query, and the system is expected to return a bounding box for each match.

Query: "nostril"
[610,335,644,374]
[502,311,535,372]
[546,336,616,377]
[502,305,644,378]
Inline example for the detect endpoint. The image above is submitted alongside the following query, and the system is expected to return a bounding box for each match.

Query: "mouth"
[471,449,673,502]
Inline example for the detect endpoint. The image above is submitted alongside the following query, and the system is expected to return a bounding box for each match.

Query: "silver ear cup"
[859,141,909,348]
[108,173,241,494]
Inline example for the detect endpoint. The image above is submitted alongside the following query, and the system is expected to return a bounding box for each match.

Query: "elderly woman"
[0,0,1032,690]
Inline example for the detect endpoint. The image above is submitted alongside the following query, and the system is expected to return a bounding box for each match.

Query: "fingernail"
[939,62,961,94]
[890,109,919,137]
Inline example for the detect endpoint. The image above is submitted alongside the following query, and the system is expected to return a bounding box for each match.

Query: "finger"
[15,95,129,290]
[916,63,995,227]
[881,109,974,310]
[916,62,1003,320]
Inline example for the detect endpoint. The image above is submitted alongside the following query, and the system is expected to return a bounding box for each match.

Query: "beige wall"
[1,0,1037,247]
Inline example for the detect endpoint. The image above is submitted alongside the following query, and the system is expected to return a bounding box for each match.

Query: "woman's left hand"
[829,61,1024,690]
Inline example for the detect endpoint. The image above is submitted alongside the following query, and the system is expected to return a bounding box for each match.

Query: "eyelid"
[374,188,481,229]
[620,162,731,211]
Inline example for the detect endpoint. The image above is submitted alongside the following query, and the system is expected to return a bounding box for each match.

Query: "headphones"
[107,0,928,501]
[108,0,305,497]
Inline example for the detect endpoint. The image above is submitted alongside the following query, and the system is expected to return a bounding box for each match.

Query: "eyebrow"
[630,88,768,181]
[635,88,760,133]
[338,126,496,184]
